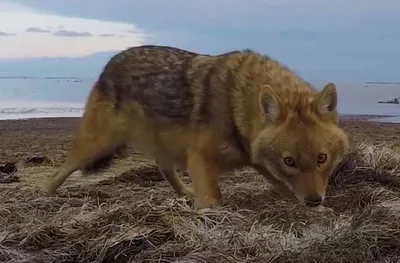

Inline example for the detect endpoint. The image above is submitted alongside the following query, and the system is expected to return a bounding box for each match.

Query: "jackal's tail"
[81,143,128,174]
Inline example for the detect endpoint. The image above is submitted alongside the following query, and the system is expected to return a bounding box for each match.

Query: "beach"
[1,116,400,262]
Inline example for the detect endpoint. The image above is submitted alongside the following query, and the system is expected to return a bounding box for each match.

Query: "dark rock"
[0,172,20,183]
[25,156,53,165]
[0,162,19,183]
[0,162,17,175]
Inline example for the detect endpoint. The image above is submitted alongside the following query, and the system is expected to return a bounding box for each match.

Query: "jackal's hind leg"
[156,161,195,198]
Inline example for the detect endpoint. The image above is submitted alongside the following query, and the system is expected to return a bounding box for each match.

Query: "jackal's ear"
[259,85,280,123]
[317,83,337,116]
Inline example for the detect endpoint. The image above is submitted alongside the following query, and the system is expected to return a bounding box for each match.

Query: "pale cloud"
[98,33,117,37]
[0,1,148,59]
[0,31,16,36]
[53,30,92,37]
[25,27,51,33]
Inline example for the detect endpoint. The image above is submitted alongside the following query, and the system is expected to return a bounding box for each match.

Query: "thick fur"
[43,45,349,208]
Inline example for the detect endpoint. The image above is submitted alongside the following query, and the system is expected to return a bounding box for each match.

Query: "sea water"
[0,78,91,120]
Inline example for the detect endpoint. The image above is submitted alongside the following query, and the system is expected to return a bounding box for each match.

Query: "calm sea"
[0,78,399,123]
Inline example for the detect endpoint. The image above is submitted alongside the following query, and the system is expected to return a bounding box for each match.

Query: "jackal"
[43,45,349,208]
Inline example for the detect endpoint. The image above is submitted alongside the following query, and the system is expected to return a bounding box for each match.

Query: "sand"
[1,116,400,263]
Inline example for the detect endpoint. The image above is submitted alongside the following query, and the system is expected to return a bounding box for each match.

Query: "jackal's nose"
[304,194,323,207]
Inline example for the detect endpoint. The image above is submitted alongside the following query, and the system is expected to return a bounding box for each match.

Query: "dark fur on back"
[96,45,203,125]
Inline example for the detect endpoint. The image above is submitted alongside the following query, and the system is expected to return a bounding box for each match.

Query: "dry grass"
[1,142,400,263]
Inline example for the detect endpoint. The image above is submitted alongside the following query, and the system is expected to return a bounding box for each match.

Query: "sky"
[0,0,399,82]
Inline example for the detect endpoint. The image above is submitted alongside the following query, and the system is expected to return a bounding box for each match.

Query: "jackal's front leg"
[186,130,222,208]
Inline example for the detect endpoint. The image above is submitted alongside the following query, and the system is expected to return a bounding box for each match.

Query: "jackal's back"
[95,45,201,124]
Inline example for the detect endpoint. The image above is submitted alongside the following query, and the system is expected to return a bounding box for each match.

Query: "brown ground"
[1,116,400,263]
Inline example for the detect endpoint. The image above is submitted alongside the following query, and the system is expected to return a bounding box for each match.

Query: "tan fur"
[43,45,349,209]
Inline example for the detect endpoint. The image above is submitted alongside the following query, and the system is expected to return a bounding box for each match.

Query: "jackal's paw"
[182,185,196,199]
[38,180,58,196]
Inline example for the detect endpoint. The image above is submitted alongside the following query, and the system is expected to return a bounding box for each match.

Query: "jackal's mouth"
[252,163,327,207]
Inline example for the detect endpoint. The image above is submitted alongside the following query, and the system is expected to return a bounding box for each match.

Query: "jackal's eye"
[317,153,327,164]
[283,157,295,167]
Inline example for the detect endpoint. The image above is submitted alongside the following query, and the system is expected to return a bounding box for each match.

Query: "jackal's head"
[251,83,349,207]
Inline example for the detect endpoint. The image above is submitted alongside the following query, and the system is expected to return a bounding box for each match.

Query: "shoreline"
[0,113,398,124]
[339,114,400,123]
